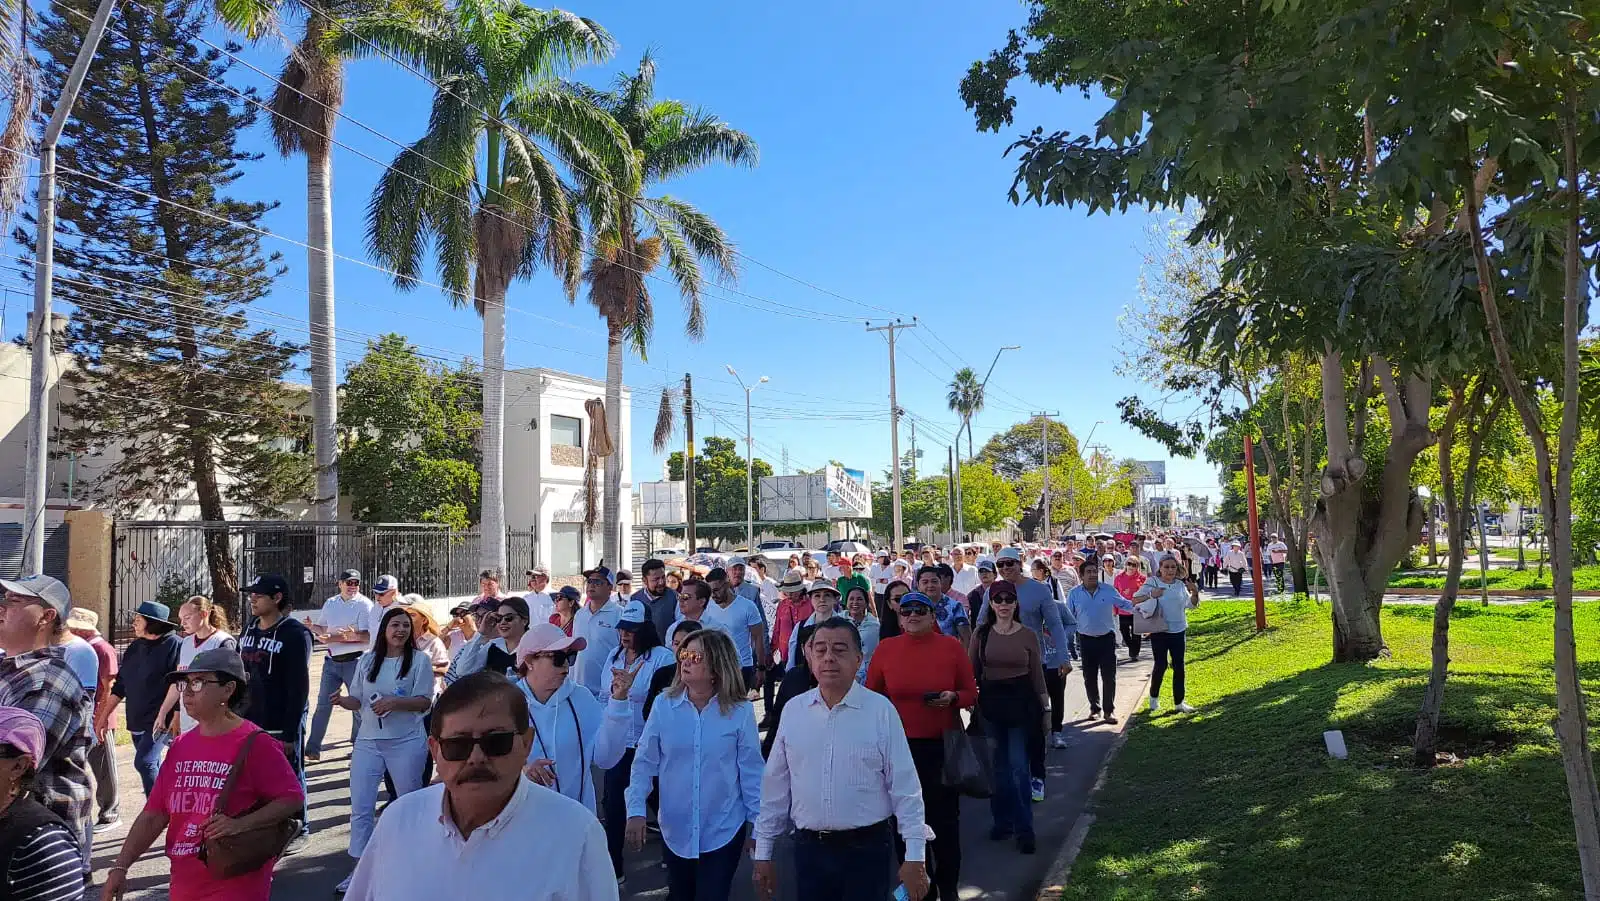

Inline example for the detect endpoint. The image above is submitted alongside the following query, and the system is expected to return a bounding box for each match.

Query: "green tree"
[666,436,771,547]
[947,367,984,459]
[976,418,1080,482]
[958,462,1018,533]
[38,0,308,617]
[339,334,481,528]
[339,0,624,571]
[579,52,756,567]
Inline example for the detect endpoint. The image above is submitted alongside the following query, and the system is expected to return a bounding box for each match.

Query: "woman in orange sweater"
[866,591,977,901]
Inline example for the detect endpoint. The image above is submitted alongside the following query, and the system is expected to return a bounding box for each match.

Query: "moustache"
[455,766,498,784]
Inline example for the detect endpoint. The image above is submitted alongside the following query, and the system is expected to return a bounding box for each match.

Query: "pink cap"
[0,707,45,762]
[516,623,587,660]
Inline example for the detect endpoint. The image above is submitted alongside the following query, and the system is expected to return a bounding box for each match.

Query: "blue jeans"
[664,824,746,901]
[306,657,363,755]
[989,724,1033,839]
[280,711,310,835]
[794,823,895,901]
[128,730,168,797]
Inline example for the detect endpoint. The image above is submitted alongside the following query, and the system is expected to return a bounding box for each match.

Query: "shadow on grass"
[1067,656,1579,901]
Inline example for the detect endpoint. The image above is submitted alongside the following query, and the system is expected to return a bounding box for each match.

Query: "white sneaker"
[1176,702,1197,713]
[1147,696,1161,713]
[336,873,353,894]
[1050,730,1068,749]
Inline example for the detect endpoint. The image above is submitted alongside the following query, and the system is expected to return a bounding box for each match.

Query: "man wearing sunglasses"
[341,672,616,901]
[305,569,374,761]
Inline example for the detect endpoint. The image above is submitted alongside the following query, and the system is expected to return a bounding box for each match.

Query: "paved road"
[93,651,1152,901]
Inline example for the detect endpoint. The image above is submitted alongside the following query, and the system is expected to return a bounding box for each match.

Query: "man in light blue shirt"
[1067,559,1124,723]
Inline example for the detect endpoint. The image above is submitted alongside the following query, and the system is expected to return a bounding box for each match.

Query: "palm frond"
[646,195,737,284]
[652,385,675,452]
[510,80,635,196]
[212,0,276,39]
[0,9,32,227]
[326,4,464,79]
[268,15,343,157]
[616,49,655,120]
[505,7,613,83]
[639,205,704,340]
[642,111,757,184]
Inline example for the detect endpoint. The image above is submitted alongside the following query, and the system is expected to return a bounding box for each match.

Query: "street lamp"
[727,365,768,552]
[956,344,1020,537]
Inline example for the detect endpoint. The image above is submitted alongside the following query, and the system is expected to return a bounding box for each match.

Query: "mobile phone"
[922,691,942,703]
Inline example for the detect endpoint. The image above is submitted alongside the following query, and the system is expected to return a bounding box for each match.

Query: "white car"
[650,547,687,559]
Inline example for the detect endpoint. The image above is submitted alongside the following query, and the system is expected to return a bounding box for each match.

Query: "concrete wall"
[64,509,111,625]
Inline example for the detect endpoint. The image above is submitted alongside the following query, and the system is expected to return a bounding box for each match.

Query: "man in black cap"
[238,573,314,853]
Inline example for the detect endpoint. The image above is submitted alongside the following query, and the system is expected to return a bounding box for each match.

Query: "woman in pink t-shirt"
[1113,558,1148,662]
[103,648,303,901]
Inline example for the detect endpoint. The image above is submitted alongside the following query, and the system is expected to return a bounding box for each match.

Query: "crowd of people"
[0,529,1229,901]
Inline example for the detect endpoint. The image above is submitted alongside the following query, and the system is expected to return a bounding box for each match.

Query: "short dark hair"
[916,565,942,583]
[935,563,954,581]
[670,619,703,642]
[140,616,178,637]
[682,579,710,602]
[808,616,863,653]
[222,676,251,715]
[479,568,503,583]
[430,671,529,739]
[642,559,666,577]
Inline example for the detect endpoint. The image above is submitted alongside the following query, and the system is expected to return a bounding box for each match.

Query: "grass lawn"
[1063,600,1600,901]
[1387,564,1600,591]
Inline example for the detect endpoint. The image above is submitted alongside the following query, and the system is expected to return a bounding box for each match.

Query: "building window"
[550,415,582,448]
[550,523,583,577]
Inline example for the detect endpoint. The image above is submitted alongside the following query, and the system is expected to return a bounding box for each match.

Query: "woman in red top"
[548,586,580,636]
[866,591,977,901]
[1113,558,1147,661]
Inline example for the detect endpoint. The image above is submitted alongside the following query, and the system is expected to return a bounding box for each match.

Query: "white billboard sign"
[1131,460,1167,486]
[637,480,686,526]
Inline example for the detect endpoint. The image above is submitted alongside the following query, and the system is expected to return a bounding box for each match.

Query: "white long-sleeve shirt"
[343,777,617,901]
[625,693,764,859]
[754,681,927,862]
[519,677,614,812]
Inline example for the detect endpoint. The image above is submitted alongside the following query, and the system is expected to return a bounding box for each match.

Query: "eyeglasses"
[343,580,361,587]
[435,731,519,762]
[179,678,223,694]
[677,650,705,664]
[531,650,577,666]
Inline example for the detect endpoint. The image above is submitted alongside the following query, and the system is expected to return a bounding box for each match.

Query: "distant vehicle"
[758,540,803,551]
[695,546,720,555]
[651,547,687,559]
[824,540,874,556]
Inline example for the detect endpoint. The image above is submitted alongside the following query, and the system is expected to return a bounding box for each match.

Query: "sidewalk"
[95,652,1152,900]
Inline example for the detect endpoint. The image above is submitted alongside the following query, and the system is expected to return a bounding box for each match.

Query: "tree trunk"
[479,291,507,572]
[306,144,339,525]
[1463,122,1600,895]
[189,423,239,619]
[1415,387,1469,766]
[601,321,624,568]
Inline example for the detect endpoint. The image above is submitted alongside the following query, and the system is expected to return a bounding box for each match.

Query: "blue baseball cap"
[898,591,935,612]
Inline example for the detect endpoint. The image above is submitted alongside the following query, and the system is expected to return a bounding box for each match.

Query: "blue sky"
[216,0,1222,503]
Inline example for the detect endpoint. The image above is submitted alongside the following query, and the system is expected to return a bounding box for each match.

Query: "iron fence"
[111,521,534,642]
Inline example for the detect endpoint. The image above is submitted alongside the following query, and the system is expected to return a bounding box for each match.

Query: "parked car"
[758,539,803,551]
[651,547,687,559]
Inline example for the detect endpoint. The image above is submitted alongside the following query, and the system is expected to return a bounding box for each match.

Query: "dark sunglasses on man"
[436,730,519,762]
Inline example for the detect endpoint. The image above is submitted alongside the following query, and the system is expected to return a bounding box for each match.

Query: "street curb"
[1034,670,1149,901]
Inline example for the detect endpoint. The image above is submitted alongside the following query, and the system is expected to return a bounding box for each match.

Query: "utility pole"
[946,446,956,539]
[867,319,915,554]
[23,0,120,573]
[726,365,767,553]
[683,373,696,552]
[909,418,918,480]
[1035,411,1059,542]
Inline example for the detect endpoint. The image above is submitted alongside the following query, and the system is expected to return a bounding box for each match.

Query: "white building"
[503,367,632,576]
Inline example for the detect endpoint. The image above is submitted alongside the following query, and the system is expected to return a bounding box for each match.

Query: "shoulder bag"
[1130,588,1169,635]
[199,729,303,879]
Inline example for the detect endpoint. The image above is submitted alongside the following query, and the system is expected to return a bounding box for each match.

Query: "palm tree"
[947,366,984,459]
[335,0,627,571]
[269,0,369,525]
[579,52,756,567]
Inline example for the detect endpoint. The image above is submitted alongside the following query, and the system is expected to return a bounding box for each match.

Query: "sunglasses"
[997,560,1021,567]
[677,650,705,664]
[530,650,577,666]
[436,731,519,762]
[991,596,1018,605]
[343,580,361,587]
[899,604,933,616]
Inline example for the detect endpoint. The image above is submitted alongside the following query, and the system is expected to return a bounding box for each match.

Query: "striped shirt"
[7,821,85,901]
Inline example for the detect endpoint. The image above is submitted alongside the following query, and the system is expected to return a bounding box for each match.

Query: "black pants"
[1030,667,1065,779]
[1229,569,1244,595]
[602,748,635,877]
[903,738,961,901]
[665,824,746,901]
[796,822,895,901]
[1117,614,1143,660]
[1150,631,1187,704]
[1078,632,1117,716]
[762,658,786,718]
[1201,564,1217,589]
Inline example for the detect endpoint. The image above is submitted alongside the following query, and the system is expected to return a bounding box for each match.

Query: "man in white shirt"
[950,555,979,597]
[821,550,844,582]
[702,568,767,693]
[305,568,374,759]
[573,567,622,702]
[754,617,928,901]
[523,567,555,622]
[1267,535,1290,591]
[869,552,893,603]
[1222,541,1248,596]
[344,671,616,901]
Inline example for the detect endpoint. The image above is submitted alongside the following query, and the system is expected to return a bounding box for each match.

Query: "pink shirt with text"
[149,721,303,901]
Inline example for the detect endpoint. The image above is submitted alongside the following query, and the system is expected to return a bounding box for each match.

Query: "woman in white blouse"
[516,623,616,813]
[594,600,675,879]
[332,606,435,893]
[623,628,763,901]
